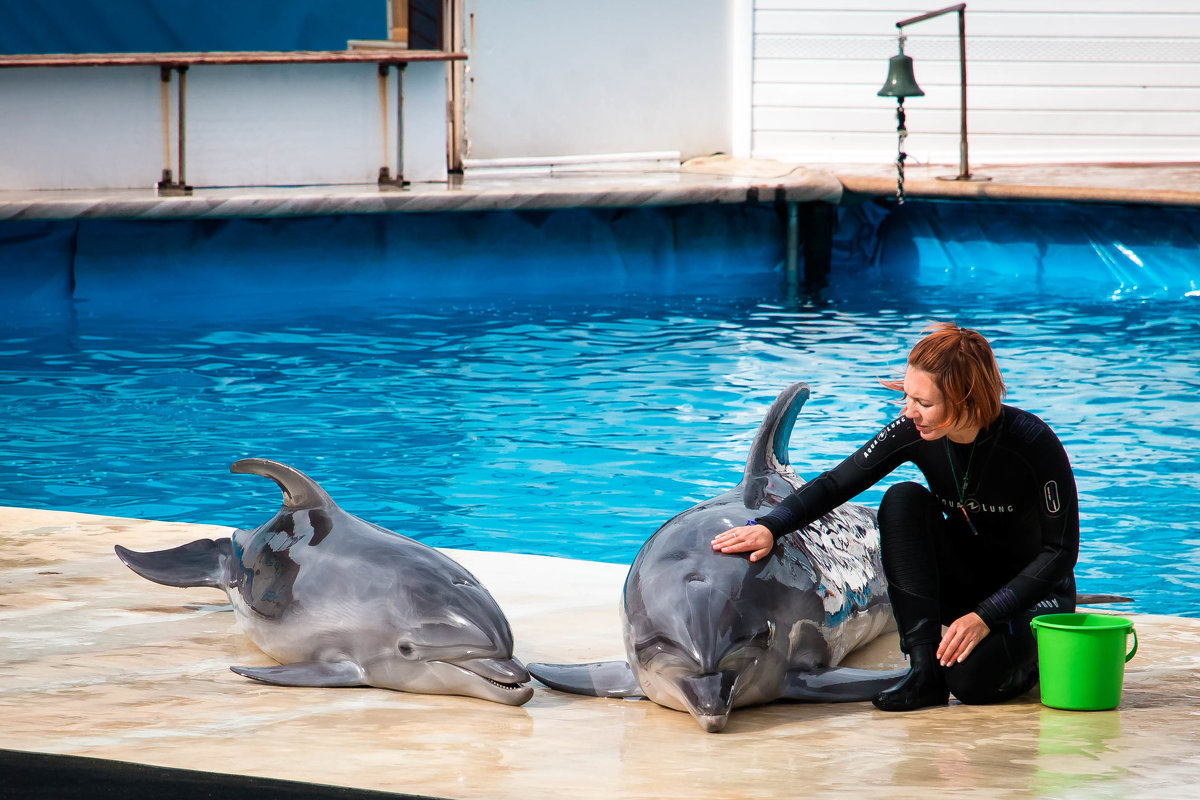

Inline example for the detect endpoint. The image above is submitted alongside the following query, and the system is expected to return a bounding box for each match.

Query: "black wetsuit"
[756,405,1079,704]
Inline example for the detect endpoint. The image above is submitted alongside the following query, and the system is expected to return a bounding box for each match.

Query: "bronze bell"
[877,53,924,98]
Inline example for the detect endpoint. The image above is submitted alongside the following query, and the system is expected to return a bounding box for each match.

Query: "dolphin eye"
[398,642,417,659]
[718,624,776,669]
[753,621,776,648]
[739,623,777,652]
[633,634,692,667]
[745,626,773,650]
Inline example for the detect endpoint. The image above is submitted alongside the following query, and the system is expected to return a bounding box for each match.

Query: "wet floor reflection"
[1034,708,1127,796]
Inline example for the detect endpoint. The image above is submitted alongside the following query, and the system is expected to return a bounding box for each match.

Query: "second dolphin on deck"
[115,458,534,706]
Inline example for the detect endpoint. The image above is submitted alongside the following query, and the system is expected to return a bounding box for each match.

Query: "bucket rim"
[1031,612,1133,632]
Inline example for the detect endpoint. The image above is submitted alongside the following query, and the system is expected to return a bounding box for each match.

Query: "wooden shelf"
[0,49,466,69]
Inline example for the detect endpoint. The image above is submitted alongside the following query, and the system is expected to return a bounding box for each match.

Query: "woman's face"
[902,366,973,442]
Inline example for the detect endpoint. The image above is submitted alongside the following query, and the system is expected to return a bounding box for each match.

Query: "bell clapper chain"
[895,98,908,204]
[894,34,909,205]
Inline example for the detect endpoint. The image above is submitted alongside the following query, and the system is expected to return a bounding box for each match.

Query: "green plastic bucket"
[1031,613,1137,711]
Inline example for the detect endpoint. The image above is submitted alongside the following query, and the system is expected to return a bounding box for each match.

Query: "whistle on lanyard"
[958,504,981,536]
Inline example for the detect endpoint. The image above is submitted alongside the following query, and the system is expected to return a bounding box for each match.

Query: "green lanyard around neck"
[945,436,978,510]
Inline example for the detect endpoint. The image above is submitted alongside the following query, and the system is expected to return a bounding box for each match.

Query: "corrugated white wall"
[753,1,1200,164]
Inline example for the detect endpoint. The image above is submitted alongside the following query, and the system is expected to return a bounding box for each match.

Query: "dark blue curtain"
[0,1,385,54]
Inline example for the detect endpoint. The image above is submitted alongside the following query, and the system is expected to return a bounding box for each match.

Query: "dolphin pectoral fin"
[114,539,232,589]
[230,660,367,688]
[782,666,909,702]
[527,661,645,698]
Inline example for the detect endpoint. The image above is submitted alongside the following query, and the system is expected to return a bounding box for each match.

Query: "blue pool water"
[2,200,1198,617]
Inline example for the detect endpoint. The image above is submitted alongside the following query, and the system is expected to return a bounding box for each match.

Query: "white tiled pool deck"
[3,506,1199,799]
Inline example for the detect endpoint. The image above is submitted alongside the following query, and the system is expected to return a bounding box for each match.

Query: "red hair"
[882,322,1006,431]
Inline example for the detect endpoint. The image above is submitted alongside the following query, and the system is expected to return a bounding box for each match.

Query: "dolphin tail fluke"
[230,458,333,510]
[114,538,233,589]
[231,660,366,688]
[1076,593,1133,605]
[783,666,909,702]
[527,661,645,698]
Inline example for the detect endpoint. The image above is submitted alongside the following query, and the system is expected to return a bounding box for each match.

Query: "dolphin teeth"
[439,660,529,690]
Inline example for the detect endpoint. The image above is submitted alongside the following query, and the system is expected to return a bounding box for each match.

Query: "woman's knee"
[880,481,933,516]
[878,481,940,539]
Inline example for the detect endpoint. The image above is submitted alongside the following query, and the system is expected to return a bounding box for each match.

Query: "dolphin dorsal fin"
[741,383,810,492]
[230,458,334,510]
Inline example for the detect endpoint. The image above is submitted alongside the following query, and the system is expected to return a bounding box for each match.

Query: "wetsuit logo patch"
[857,417,905,465]
[964,499,1014,514]
[1043,481,1061,514]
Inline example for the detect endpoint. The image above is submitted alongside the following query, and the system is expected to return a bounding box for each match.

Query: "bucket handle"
[1028,619,1138,662]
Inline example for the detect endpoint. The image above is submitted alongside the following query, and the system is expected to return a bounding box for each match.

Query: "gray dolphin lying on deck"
[528,382,906,731]
[115,458,533,706]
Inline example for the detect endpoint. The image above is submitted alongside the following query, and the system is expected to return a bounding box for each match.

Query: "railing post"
[157,64,192,196]
[378,63,409,189]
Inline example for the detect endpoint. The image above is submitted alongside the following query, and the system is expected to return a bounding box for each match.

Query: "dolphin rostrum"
[528,383,905,731]
[115,458,534,706]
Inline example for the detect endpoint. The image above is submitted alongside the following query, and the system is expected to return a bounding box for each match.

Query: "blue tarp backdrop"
[4,200,1199,325]
[0,1,384,54]
[0,204,787,321]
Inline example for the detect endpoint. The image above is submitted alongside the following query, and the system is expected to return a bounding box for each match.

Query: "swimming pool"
[2,200,1197,616]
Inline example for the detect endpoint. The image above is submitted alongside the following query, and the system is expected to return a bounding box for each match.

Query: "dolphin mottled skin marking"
[115,458,533,706]
[307,508,333,545]
[529,383,905,731]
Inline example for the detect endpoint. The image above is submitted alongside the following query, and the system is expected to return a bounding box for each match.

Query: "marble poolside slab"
[833,161,1200,207]
[2,506,1200,800]
[0,162,844,222]
[2,158,1199,224]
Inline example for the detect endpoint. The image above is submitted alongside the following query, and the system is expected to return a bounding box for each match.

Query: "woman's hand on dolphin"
[937,612,990,666]
[711,524,774,562]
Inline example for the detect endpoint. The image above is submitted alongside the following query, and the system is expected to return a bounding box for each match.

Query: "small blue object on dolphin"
[114,457,534,706]
[528,382,907,732]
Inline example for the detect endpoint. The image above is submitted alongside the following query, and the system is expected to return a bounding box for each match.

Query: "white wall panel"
[752,1,1200,164]
[0,61,449,191]
[401,62,452,183]
[759,107,1198,137]
[754,132,1195,164]
[755,59,1200,90]
[758,84,1200,113]
[759,10,1200,38]
[186,64,383,188]
[462,0,732,164]
[0,67,162,190]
